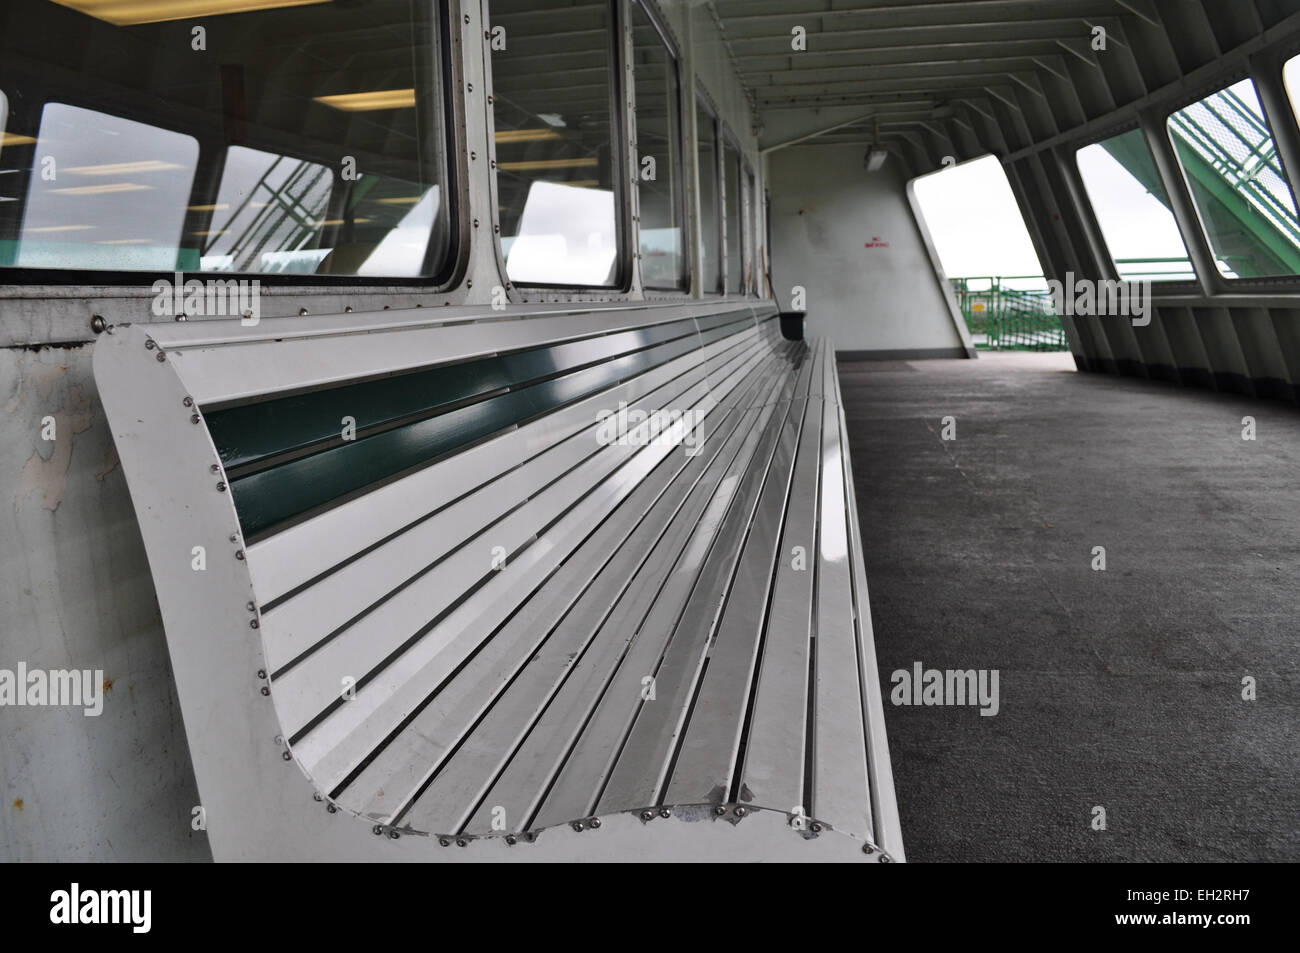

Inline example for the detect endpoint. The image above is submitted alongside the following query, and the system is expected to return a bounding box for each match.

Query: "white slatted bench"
[93,302,904,862]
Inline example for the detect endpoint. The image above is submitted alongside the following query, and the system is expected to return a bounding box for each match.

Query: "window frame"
[720,122,746,296]
[630,0,689,293]
[695,86,724,295]
[0,0,465,290]
[490,0,632,293]
[1072,122,1199,287]
[1162,72,1300,285]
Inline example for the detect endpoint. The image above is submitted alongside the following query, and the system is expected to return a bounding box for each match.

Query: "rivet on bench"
[455,838,467,848]
[250,619,259,629]
[658,808,671,819]
[388,830,400,840]
[182,396,193,407]
[714,806,727,816]
[191,415,200,425]
[326,804,338,814]
[216,482,227,492]
[256,669,266,679]
[734,806,748,818]
[156,353,166,363]
[247,602,256,612]
[372,825,384,836]
[504,835,517,846]
[571,821,585,832]
[260,687,270,696]
[281,751,292,761]
[640,810,654,822]
[810,822,824,833]
[588,817,601,829]
[235,550,245,560]
[439,838,450,847]
[862,843,874,855]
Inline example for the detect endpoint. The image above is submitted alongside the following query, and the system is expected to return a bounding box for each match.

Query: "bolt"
[373,825,384,836]
[145,340,156,350]
[175,314,187,322]
[191,414,200,424]
[282,751,292,761]
[862,844,875,855]
[182,396,194,407]
[388,830,400,840]
[156,353,166,362]
[256,669,266,679]
[880,855,894,864]
[216,482,227,492]
[467,83,473,93]
[235,550,245,560]
[504,834,517,846]
[439,838,451,847]
[250,619,259,629]
[326,803,338,814]
[572,821,585,832]
[715,806,727,816]
[640,810,654,822]
[91,315,107,334]
[810,822,824,833]
[299,307,309,316]
[313,792,323,802]
[734,806,748,818]
[456,839,467,848]
[659,808,671,819]
[260,687,270,696]
[589,817,601,829]
[247,601,256,612]
[210,464,220,473]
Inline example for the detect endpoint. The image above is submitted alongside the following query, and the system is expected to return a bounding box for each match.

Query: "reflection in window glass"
[1167,78,1300,278]
[0,0,451,278]
[724,139,742,293]
[492,1,621,287]
[1077,129,1192,281]
[12,104,197,271]
[632,1,685,290]
[696,98,721,294]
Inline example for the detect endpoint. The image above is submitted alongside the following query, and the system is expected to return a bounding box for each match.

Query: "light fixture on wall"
[865,119,888,172]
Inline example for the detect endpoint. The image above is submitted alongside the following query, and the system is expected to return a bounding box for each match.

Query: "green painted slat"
[228,328,735,538]
[207,318,701,473]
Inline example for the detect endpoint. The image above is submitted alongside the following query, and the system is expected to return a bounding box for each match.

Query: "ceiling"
[711,0,1300,174]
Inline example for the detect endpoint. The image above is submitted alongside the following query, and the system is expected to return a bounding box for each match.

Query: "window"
[1167,78,1300,278]
[0,0,453,280]
[1076,129,1193,281]
[696,96,721,293]
[631,1,685,290]
[745,164,758,294]
[724,137,742,293]
[492,1,622,288]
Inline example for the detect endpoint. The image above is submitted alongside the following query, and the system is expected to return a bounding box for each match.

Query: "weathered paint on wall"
[769,144,968,356]
[0,345,208,861]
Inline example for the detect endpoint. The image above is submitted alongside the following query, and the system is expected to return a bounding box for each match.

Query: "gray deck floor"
[839,351,1299,862]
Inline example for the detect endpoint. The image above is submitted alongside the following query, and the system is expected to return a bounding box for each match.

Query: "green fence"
[950,277,1069,351]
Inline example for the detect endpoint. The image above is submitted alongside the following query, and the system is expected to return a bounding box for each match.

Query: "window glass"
[0,0,451,279]
[1076,129,1193,281]
[492,1,621,287]
[1167,78,1300,278]
[696,97,720,293]
[724,139,742,293]
[631,1,685,290]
